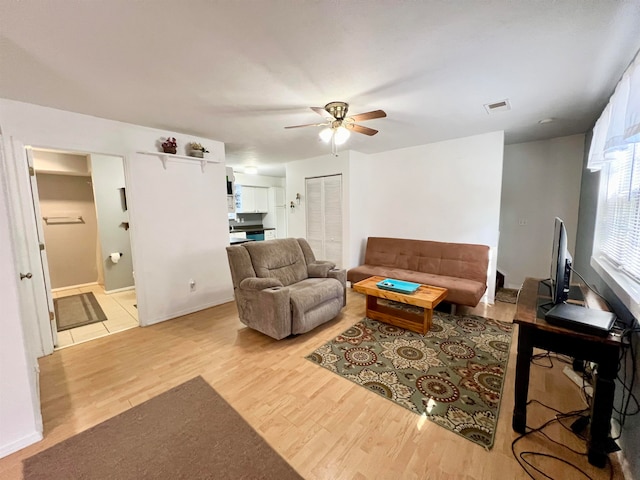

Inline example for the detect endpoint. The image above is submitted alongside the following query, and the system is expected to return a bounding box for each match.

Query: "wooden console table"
[512,277,622,467]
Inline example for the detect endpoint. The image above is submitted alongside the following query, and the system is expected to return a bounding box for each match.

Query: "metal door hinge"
[49,311,54,321]
[39,243,45,251]
[29,166,35,176]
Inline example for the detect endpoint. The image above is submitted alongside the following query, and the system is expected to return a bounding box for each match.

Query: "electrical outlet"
[189,279,196,292]
[518,218,528,226]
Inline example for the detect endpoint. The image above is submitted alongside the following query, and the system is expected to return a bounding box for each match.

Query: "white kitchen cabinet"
[237,185,268,213]
[254,187,268,212]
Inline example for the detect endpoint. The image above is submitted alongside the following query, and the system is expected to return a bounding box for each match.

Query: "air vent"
[484,99,511,114]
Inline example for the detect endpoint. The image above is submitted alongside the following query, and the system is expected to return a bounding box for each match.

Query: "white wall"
[348,150,373,268]
[286,152,351,268]
[361,131,504,301]
[285,132,504,300]
[233,172,284,188]
[499,134,584,288]
[0,98,233,457]
[0,161,42,457]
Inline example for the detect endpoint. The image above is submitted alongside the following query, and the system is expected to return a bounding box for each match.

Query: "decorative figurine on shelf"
[189,142,210,158]
[161,137,177,154]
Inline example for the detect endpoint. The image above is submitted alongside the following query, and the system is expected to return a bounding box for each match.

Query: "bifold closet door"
[305,174,342,267]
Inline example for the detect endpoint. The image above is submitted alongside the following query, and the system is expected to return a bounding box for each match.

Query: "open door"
[2,137,54,359]
[24,147,58,346]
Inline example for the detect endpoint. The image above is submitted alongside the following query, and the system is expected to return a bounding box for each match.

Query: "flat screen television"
[550,217,572,305]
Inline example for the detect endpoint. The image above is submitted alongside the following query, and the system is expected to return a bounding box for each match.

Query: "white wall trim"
[142,297,235,327]
[0,432,42,458]
[104,285,135,295]
[52,282,98,292]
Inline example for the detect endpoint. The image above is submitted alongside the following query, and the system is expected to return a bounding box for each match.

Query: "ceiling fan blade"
[346,123,378,136]
[349,110,387,122]
[310,106,335,119]
[284,122,328,129]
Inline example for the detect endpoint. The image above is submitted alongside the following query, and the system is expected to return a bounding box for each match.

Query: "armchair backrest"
[242,238,309,286]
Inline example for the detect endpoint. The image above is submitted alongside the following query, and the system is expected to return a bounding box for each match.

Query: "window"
[588,53,640,317]
[594,145,640,283]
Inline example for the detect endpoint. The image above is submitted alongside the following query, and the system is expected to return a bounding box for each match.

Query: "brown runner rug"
[54,292,107,331]
[23,376,302,480]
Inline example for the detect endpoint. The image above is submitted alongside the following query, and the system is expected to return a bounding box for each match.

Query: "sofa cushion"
[362,237,489,284]
[244,238,308,286]
[348,265,486,306]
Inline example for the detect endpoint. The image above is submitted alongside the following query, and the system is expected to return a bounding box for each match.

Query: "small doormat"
[495,288,518,304]
[23,376,302,480]
[54,292,107,332]
[306,314,513,449]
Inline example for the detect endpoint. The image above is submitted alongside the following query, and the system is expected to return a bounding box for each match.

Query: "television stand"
[512,278,622,468]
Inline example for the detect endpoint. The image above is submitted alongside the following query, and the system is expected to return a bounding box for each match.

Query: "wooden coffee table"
[353,276,448,334]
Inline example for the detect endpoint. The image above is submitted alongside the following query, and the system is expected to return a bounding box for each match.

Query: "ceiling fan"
[285,101,386,155]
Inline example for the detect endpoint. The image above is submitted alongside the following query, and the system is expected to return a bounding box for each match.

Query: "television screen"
[550,217,572,304]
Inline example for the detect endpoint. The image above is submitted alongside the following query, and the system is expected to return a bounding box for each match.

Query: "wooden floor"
[0,290,627,479]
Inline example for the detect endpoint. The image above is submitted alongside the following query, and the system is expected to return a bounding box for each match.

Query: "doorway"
[32,149,138,348]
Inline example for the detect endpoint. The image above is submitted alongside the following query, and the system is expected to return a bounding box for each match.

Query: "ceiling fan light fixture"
[333,126,350,145]
[319,127,333,143]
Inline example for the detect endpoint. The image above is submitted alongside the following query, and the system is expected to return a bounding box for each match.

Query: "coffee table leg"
[366,294,377,318]
[423,308,432,334]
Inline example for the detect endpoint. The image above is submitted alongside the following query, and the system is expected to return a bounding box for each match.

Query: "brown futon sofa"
[347,237,489,307]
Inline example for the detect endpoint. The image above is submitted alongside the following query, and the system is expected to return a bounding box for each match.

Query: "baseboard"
[141,296,235,327]
[104,285,135,295]
[52,282,98,292]
[0,431,42,459]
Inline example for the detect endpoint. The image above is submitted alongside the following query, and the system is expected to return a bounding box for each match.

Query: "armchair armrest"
[307,262,335,278]
[239,277,283,291]
[328,268,347,307]
[327,268,346,288]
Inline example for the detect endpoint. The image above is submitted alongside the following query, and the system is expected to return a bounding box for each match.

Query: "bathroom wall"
[90,154,133,292]
[35,173,99,289]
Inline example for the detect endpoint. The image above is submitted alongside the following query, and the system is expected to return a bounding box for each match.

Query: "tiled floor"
[52,284,138,349]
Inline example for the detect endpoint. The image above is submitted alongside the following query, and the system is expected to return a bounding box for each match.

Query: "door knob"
[20,272,33,280]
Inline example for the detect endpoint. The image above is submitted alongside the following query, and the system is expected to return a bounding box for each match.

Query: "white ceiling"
[1,1,639,177]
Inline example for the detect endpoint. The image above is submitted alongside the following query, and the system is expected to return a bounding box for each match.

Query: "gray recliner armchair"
[226,238,346,340]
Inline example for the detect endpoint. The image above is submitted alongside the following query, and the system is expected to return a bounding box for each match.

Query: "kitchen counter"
[229,225,275,234]
[229,238,255,245]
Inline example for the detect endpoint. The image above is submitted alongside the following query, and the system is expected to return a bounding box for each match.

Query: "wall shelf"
[137,151,221,173]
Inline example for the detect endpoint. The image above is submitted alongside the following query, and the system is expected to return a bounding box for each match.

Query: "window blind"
[595,144,640,283]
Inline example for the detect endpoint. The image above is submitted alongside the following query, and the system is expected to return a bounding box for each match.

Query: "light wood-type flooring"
[0,290,627,479]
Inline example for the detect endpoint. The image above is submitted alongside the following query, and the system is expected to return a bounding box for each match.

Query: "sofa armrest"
[307,262,335,278]
[239,277,283,291]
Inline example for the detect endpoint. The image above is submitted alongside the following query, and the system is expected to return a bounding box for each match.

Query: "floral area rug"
[306,312,513,449]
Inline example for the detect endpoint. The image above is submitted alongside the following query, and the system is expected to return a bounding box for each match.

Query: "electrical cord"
[531,351,573,369]
[510,400,613,480]
[565,268,640,430]
[569,267,615,312]
[613,327,640,430]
